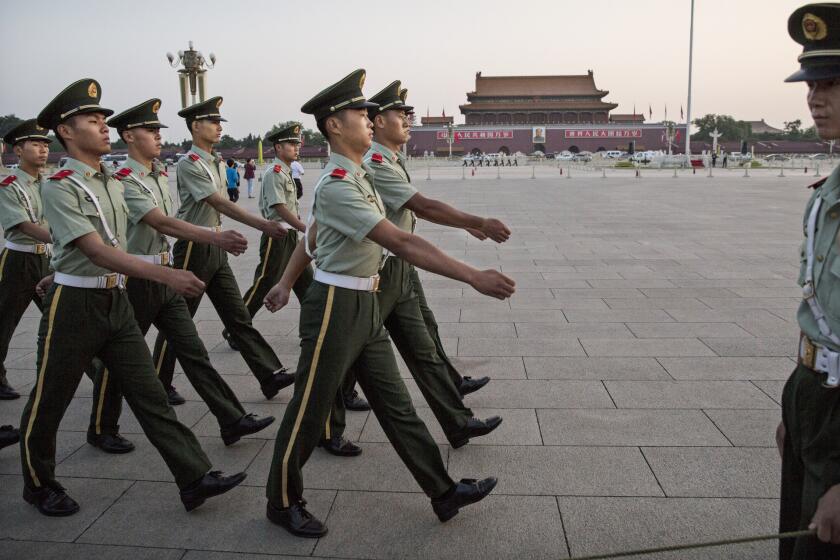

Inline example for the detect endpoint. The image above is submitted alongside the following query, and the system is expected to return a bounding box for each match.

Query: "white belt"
[314,268,380,292]
[54,271,127,289]
[130,252,171,266]
[799,335,840,388]
[199,225,222,232]
[4,241,50,255]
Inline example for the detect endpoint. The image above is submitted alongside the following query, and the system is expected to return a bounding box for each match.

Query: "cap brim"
[785,63,840,82]
[75,106,114,119]
[400,105,414,113]
[346,100,379,111]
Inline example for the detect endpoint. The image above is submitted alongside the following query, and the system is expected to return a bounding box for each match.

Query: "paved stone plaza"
[0,164,817,559]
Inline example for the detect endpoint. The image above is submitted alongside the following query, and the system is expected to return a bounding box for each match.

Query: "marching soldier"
[262,69,514,537]
[82,99,275,447]
[233,122,359,455]
[151,96,295,404]
[0,120,52,400]
[779,4,840,557]
[19,78,245,516]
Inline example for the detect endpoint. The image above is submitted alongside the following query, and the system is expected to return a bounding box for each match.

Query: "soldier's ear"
[325,115,342,137]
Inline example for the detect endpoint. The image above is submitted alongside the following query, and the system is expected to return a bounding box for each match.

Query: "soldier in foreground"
[778,4,840,557]
[18,79,245,516]
[262,69,514,538]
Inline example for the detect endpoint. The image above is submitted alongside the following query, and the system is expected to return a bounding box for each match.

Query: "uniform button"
[817,255,825,262]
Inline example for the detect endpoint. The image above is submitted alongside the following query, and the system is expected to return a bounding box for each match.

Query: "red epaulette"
[160,170,168,177]
[0,175,16,187]
[370,152,384,164]
[808,177,828,189]
[274,164,282,173]
[330,167,347,179]
[188,153,200,161]
[49,169,74,181]
[113,167,131,180]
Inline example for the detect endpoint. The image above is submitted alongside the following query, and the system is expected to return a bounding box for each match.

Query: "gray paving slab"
[604,380,780,409]
[0,541,185,560]
[459,379,615,409]
[580,338,716,357]
[558,496,779,559]
[642,447,780,498]
[314,491,568,560]
[704,409,782,447]
[626,322,753,338]
[563,309,674,322]
[514,322,636,338]
[457,337,586,357]
[0,430,87,475]
[447,445,662,496]
[752,380,787,405]
[449,356,526,379]
[78,481,333,555]
[182,552,335,560]
[537,409,730,446]
[657,357,794,380]
[524,356,670,380]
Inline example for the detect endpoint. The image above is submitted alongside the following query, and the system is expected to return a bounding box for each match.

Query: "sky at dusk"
[0,0,815,142]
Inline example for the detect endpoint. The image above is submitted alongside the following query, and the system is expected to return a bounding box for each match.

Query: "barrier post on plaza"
[531,165,535,179]
[744,163,750,178]
[602,167,607,179]
[496,165,500,180]
[779,161,786,177]
[672,167,678,179]
[426,164,431,181]
[462,166,466,180]
[567,165,572,179]
[815,164,821,178]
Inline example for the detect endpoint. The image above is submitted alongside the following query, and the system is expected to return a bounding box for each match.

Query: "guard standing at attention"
[18,79,246,516]
[778,4,840,557]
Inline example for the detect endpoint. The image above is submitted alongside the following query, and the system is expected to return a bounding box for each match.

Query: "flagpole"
[685,0,695,158]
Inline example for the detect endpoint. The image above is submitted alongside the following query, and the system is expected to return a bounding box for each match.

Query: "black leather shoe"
[458,376,490,397]
[450,416,503,449]
[23,486,80,517]
[87,432,135,454]
[343,390,370,411]
[261,368,295,399]
[0,381,20,400]
[318,435,362,457]
[167,386,186,406]
[180,470,247,512]
[431,477,498,522]
[222,328,240,351]
[267,500,327,538]
[220,413,275,446]
[0,425,20,450]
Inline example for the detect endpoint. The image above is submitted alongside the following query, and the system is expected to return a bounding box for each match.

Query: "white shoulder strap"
[63,175,120,247]
[9,181,37,223]
[187,152,217,188]
[125,173,158,206]
[803,196,840,346]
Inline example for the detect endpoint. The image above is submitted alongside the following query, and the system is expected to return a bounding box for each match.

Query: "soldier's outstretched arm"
[140,207,248,255]
[203,192,287,239]
[15,221,52,244]
[404,192,510,243]
[74,232,205,297]
[367,220,515,300]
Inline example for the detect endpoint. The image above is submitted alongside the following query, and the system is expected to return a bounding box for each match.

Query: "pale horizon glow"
[0,0,815,143]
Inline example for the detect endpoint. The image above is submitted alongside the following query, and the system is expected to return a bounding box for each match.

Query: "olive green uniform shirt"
[312,152,385,277]
[43,158,128,276]
[798,164,840,350]
[365,141,417,233]
[175,145,224,227]
[121,157,173,255]
[259,158,299,221]
[0,167,47,245]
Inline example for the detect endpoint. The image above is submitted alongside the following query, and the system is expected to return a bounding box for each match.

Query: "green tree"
[691,114,752,141]
[0,114,24,138]
[784,119,803,135]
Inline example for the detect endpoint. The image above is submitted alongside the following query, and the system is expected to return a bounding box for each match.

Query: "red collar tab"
[159,170,168,177]
[808,177,828,189]
[274,164,282,173]
[188,153,200,161]
[371,152,384,164]
[113,167,132,180]
[0,175,16,186]
[330,167,347,179]
[49,169,74,181]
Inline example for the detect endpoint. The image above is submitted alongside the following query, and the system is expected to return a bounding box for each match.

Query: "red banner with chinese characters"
[436,130,514,141]
[564,129,642,138]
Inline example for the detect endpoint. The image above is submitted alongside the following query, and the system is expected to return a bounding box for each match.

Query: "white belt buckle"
[159,252,171,266]
[371,274,381,292]
[100,273,125,290]
[33,243,47,255]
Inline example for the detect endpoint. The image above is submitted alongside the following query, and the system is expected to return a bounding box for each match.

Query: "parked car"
[572,153,592,162]
[810,153,832,160]
[604,150,623,159]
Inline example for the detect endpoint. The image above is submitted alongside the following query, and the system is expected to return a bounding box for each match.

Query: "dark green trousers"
[153,239,283,389]
[409,266,463,388]
[91,277,246,433]
[0,249,50,386]
[780,363,840,559]
[266,281,453,508]
[341,258,472,445]
[239,231,351,439]
[20,284,210,491]
[0,249,120,434]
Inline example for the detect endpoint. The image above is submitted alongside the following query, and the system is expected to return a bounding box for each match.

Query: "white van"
[604,150,623,159]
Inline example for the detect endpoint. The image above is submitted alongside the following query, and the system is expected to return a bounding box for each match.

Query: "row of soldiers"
[0,67,516,536]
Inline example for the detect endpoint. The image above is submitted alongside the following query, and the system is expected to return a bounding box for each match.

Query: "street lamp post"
[166,41,216,108]
[685,0,695,161]
[447,122,454,160]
